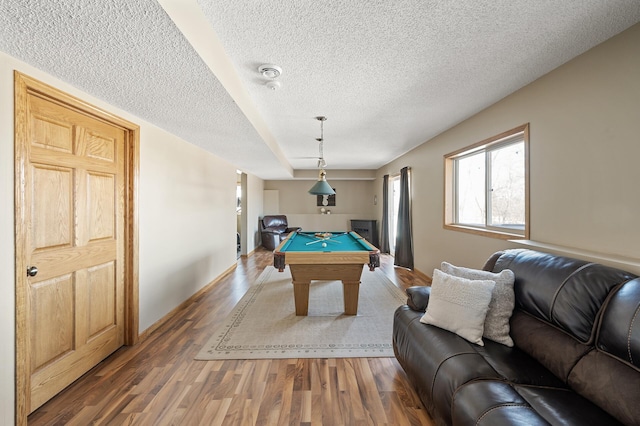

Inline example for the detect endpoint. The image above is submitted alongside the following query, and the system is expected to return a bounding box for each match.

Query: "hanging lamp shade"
[307,116,335,195]
[308,169,335,195]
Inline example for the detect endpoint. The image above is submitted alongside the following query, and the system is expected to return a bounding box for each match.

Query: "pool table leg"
[342,280,361,315]
[292,280,310,316]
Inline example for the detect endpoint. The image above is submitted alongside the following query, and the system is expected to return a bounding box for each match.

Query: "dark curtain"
[380,175,390,253]
[394,167,414,269]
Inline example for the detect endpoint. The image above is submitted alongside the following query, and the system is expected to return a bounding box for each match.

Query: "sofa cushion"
[473,339,566,388]
[442,261,516,346]
[452,381,550,426]
[569,349,640,425]
[566,277,640,425]
[596,277,640,365]
[452,381,622,426]
[492,249,587,324]
[420,269,495,346]
[509,310,593,383]
[492,249,636,344]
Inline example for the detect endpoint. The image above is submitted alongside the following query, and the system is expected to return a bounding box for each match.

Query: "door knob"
[27,266,38,277]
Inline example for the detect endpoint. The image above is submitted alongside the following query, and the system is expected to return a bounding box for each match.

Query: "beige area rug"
[195,266,407,360]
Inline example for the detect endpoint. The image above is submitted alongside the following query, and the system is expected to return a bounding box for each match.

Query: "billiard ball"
[322,242,327,248]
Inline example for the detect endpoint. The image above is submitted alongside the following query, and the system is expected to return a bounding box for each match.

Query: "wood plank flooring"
[28,248,434,425]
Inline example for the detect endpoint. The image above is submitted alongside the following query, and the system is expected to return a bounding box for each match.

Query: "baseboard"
[137,262,239,342]
[240,247,257,258]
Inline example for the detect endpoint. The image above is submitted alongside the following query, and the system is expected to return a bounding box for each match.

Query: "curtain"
[394,167,414,269]
[380,175,390,253]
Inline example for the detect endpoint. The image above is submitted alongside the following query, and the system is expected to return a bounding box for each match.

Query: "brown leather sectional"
[393,248,640,425]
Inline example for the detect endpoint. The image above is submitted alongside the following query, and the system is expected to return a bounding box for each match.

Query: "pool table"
[273,231,380,315]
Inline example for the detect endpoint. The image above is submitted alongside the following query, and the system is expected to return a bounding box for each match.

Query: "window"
[389,175,401,254]
[444,124,529,239]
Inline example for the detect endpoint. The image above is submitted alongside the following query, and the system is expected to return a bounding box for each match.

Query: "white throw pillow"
[441,261,516,347]
[420,269,495,346]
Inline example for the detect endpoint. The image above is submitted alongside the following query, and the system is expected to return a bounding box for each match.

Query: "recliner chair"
[260,215,301,250]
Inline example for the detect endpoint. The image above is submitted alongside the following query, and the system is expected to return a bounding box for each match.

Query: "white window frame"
[444,124,530,240]
[388,174,401,255]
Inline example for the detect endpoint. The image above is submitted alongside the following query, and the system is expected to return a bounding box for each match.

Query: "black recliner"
[259,215,301,250]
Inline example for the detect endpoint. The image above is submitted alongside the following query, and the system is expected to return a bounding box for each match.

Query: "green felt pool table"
[273,231,380,315]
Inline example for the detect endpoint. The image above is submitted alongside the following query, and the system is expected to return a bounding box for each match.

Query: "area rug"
[195,266,407,360]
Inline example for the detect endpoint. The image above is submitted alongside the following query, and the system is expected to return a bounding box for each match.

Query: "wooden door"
[15,75,130,413]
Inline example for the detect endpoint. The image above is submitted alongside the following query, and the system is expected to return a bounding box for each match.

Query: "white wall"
[375,23,640,276]
[0,52,240,423]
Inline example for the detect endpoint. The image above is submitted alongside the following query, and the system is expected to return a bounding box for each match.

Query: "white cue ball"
[322,242,327,248]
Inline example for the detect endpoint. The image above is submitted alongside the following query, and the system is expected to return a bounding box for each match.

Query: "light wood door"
[21,89,126,412]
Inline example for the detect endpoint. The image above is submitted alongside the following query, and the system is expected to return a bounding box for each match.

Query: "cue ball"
[322,242,327,248]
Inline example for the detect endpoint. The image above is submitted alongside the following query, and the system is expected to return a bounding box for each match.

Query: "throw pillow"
[441,261,516,347]
[420,269,495,346]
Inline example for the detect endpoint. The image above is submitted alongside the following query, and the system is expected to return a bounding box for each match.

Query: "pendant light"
[308,116,336,195]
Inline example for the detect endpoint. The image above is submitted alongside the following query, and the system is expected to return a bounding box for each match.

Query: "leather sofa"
[259,215,301,250]
[393,248,640,425]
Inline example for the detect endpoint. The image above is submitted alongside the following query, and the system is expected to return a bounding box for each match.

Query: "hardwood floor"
[28,248,434,425]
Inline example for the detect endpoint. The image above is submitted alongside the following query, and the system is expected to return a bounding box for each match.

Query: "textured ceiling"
[1,0,639,180]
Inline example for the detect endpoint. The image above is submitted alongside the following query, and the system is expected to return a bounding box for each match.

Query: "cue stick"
[300,232,346,246]
[305,238,342,245]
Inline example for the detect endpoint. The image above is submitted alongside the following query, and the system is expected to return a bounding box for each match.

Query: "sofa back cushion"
[597,277,640,363]
[567,277,640,425]
[492,249,636,344]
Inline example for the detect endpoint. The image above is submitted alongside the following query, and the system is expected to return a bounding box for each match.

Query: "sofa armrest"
[482,250,505,272]
[261,232,281,251]
[406,286,431,312]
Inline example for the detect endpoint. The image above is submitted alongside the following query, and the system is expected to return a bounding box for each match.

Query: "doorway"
[236,171,242,258]
[14,72,139,422]
[237,171,248,258]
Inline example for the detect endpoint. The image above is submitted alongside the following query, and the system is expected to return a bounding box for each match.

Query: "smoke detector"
[258,64,282,79]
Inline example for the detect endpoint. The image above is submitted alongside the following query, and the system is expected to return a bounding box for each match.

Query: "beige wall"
[138,126,238,331]
[263,180,376,234]
[264,180,375,215]
[246,173,265,252]
[0,51,18,425]
[0,52,243,422]
[375,23,640,276]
